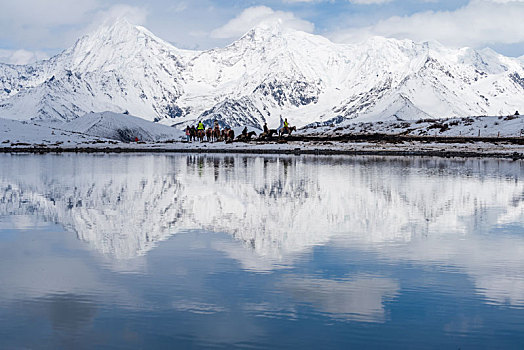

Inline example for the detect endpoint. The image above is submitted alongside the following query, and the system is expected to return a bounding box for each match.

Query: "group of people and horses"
[185,121,236,143]
[259,118,296,139]
[184,118,296,143]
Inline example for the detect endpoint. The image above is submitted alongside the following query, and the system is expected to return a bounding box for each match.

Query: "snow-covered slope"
[0,19,523,129]
[0,117,114,145]
[60,111,184,142]
[303,114,524,138]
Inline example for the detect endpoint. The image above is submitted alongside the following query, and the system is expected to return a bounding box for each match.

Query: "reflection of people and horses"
[184,116,295,143]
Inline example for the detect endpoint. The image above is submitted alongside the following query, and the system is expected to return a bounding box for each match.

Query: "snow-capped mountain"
[0,20,192,123]
[1,19,523,129]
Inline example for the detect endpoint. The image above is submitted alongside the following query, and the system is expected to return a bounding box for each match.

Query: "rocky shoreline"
[2,135,523,160]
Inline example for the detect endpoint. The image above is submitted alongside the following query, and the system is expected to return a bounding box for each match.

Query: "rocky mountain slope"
[0,19,523,129]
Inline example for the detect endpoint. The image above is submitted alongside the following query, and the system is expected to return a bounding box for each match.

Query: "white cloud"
[211,6,315,39]
[0,0,100,27]
[0,0,523,56]
[0,0,99,48]
[329,0,524,49]
[84,4,148,31]
[169,2,188,13]
[0,1,148,54]
[0,49,49,65]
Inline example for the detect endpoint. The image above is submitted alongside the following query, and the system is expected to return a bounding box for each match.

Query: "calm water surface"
[0,154,523,349]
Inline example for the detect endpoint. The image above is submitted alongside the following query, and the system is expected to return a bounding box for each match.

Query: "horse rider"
[283,118,290,134]
[197,121,205,131]
[185,126,190,142]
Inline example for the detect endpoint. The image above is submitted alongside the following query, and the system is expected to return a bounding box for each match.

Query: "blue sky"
[0,0,523,64]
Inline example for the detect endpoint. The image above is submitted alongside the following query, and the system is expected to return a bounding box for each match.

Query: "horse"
[278,126,296,137]
[197,129,205,142]
[189,127,197,142]
[224,129,235,143]
[213,127,221,142]
[206,128,213,142]
[259,129,277,140]
[237,131,257,142]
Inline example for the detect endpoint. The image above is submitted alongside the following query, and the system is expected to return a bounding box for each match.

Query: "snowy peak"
[240,20,287,42]
[238,20,320,46]
[84,18,142,46]
[62,18,186,73]
[79,18,168,51]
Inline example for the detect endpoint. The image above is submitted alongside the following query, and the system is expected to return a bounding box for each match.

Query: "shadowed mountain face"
[1,154,523,308]
[0,19,523,128]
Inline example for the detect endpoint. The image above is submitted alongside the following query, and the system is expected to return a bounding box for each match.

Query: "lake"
[0,153,523,349]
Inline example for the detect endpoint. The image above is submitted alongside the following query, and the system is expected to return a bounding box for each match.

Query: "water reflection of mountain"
[1,154,523,306]
[1,154,522,258]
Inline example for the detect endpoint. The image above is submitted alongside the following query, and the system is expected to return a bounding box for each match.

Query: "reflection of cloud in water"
[477,276,524,306]
[172,301,227,315]
[0,154,523,307]
[347,232,524,307]
[0,222,145,320]
[212,240,291,272]
[243,302,298,321]
[0,229,104,300]
[279,275,400,323]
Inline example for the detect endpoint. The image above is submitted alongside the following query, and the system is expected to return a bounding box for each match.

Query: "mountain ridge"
[0,19,523,129]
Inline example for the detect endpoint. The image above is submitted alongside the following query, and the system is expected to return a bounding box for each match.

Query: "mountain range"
[1,18,523,129]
